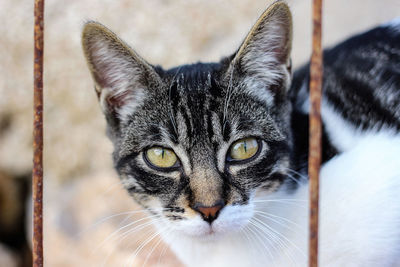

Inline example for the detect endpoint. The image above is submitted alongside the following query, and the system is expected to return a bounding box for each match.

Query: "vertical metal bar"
[309,0,323,266]
[33,0,44,266]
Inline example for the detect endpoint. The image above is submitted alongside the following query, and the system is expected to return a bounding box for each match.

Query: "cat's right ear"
[226,1,293,99]
[82,22,160,124]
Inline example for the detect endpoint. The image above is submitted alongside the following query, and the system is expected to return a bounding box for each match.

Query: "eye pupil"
[229,137,259,162]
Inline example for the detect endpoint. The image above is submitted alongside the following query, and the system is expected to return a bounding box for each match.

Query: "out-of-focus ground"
[0,0,399,266]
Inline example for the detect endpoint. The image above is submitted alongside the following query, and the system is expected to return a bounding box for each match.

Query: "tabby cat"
[82,1,400,266]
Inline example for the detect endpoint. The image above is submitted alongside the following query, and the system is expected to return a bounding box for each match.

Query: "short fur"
[82,1,400,266]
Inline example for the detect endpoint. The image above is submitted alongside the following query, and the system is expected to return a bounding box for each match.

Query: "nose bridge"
[189,166,223,207]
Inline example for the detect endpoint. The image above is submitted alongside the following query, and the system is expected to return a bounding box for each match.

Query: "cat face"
[82,2,293,238]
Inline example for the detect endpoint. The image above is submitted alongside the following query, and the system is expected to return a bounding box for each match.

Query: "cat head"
[82,1,293,238]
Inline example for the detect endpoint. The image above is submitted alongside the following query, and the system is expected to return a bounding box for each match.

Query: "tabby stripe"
[115,151,139,170]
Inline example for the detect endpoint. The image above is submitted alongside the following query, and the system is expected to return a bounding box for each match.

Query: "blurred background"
[0,0,399,266]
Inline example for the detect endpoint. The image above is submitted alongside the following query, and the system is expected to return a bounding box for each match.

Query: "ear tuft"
[82,22,157,121]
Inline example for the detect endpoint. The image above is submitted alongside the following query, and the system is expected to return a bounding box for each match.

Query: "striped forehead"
[172,74,224,148]
[163,70,278,149]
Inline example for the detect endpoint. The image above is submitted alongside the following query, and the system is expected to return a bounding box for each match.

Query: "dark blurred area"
[0,171,31,267]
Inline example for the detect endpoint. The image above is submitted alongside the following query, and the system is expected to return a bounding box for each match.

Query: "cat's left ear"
[228,1,293,98]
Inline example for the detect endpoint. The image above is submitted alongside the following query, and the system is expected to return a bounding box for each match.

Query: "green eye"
[145,147,178,168]
[229,137,259,161]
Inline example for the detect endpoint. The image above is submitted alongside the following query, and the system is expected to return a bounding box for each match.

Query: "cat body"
[163,133,400,267]
[82,2,400,266]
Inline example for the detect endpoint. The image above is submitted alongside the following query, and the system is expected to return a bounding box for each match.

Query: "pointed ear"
[82,22,160,123]
[228,1,293,98]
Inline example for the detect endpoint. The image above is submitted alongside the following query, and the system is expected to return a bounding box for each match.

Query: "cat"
[81,1,400,266]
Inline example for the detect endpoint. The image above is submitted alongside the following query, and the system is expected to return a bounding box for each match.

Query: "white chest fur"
[161,133,400,267]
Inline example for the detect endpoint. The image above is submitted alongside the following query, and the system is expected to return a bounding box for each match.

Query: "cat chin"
[170,223,243,243]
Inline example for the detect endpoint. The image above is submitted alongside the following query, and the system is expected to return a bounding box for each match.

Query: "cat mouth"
[192,221,243,240]
[193,226,225,241]
[193,224,219,237]
[180,222,227,240]
[205,227,217,235]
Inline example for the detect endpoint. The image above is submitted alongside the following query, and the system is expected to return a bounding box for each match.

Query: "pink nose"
[193,201,224,223]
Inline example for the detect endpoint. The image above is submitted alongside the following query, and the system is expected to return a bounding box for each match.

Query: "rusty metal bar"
[308,0,323,266]
[33,0,44,266]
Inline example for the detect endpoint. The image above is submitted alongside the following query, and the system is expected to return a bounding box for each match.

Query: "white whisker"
[241,225,260,264]
[156,229,175,267]
[251,219,296,267]
[126,226,167,267]
[253,198,307,202]
[76,209,148,240]
[253,217,306,259]
[93,214,161,255]
[284,168,308,181]
[254,210,304,232]
[142,227,172,267]
[253,199,307,209]
[250,219,288,265]
[101,219,162,267]
[246,221,274,264]
[285,173,304,186]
